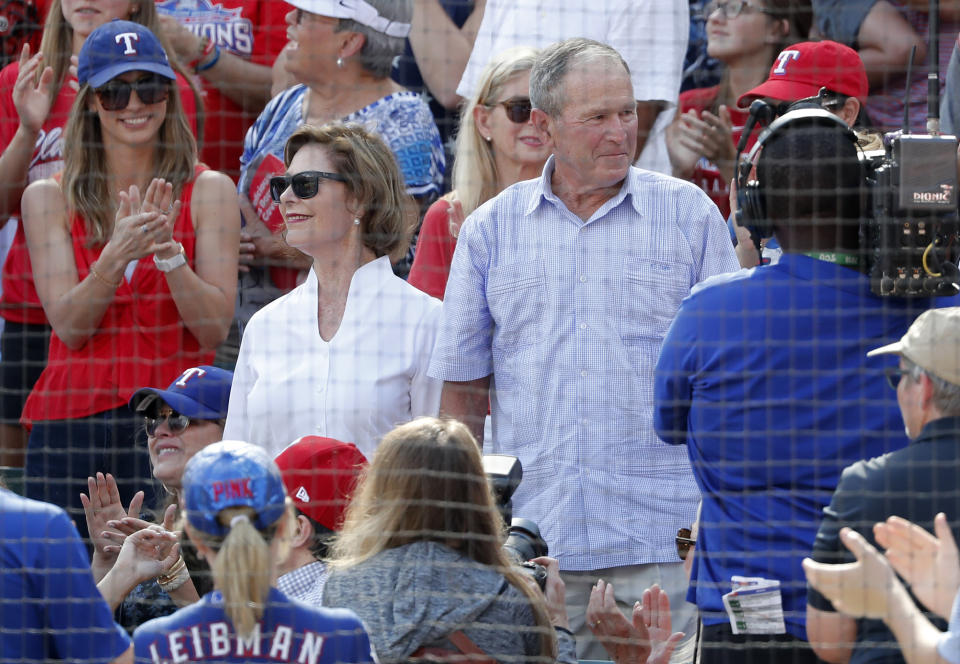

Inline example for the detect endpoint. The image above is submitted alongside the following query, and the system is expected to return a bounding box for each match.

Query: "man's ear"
[838,97,860,127]
[291,514,314,549]
[918,371,936,410]
[530,108,552,142]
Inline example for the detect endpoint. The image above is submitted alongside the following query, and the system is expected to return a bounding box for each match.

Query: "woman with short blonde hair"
[225,123,442,460]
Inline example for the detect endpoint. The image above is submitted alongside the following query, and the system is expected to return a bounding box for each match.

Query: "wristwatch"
[154,243,187,272]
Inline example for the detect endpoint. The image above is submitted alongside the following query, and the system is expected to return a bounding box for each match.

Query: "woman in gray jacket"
[323,416,574,664]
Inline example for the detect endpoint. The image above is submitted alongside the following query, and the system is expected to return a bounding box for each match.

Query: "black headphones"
[736,108,858,243]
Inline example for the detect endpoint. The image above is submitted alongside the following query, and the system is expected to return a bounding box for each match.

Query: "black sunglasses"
[488,97,532,124]
[676,527,696,561]
[885,367,913,390]
[95,73,170,111]
[144,410,191,437]
[269,171,347,203]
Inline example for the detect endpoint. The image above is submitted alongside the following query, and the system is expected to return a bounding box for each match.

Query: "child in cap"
[133,440,376,664]
[274,436,368,606]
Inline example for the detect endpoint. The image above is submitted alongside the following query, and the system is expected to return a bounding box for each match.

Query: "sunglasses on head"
[94,73,170,111]
[487,97,532,124]
[676,527,696,560]
[144,410,191,437]
[269,171,347,203]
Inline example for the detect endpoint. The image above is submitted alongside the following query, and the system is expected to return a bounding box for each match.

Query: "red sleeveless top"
[21,167,215,425]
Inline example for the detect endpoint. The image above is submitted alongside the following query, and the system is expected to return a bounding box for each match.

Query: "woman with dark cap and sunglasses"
[224,123,440,460]
[82,365,233,631]
[18,20,239,541]
[133,440,376,664]
[408,46,551,300]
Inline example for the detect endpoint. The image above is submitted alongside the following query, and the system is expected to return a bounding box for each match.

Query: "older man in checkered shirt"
[428,37,738,659]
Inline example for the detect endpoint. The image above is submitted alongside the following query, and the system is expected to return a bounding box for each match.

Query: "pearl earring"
[336,57,344,68]
[353,218,360,226]
[484,135,492,142]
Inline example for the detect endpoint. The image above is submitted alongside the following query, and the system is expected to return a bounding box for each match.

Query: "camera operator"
[322,417,576,664]
[654,114,958,663]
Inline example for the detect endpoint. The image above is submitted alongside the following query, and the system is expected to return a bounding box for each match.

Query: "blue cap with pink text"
[182,441,288,537]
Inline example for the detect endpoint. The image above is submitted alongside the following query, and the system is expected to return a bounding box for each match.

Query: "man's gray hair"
[336,0,411,79]
[530,38,631,118]
[904,357,960,416]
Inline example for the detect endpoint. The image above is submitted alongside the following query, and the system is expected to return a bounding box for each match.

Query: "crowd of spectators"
[2,1,960,664]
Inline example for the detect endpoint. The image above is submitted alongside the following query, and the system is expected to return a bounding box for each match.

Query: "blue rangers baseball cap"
[78,19,176,88]
[129,366,233,420]
[182,441,288,537]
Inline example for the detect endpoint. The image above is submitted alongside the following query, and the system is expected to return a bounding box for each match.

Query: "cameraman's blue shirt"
[654,254,956,639]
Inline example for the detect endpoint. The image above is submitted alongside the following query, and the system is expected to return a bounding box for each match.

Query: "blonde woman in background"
[408,46,550,299]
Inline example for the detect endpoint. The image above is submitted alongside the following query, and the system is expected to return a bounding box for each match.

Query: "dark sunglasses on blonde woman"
[487,98,532,124]
[94,73,170,111]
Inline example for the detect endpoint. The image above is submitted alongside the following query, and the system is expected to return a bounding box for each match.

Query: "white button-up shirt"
[429,158,739,571]
[225,257,442,459]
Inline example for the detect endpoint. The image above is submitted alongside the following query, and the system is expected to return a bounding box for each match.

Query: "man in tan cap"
[806,307,960,664]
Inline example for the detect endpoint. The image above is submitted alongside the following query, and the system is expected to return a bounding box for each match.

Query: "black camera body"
[482,455,549,590]
[862,133,960,297]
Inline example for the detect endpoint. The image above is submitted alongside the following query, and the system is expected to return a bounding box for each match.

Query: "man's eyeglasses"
[885,367,913,390]
[676,527,696,561]
[95,73,170,111]
[144,411,191,437]
[269,171,347,202]
[486,97,532,124]
[704,0,775,20]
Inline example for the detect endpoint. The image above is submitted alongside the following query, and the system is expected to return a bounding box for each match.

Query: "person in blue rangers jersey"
[1,487,132,663]
[132,440,376,664]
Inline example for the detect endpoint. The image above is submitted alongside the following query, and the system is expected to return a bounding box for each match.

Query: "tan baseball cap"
[867,308,960,385]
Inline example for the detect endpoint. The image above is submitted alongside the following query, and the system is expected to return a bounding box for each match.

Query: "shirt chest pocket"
[487,261,546,349]
[618,258,690,342]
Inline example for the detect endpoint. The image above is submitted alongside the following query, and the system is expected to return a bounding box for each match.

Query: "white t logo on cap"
[115,32,140,55]
[773,49,801,75]
[295,486,310,502]
[176,367,207,388]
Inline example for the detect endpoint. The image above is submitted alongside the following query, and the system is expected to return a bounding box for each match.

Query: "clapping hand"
[875,513,960,619]
[108,180,180,264]
[642,585,685,664]
[587,580,684,664]
[111,523,182,589]
[80,472,144,582]
[803,528,901,620]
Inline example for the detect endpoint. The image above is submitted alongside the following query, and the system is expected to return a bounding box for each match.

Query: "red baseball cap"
[738,41,868,108]
[274,436,367,531]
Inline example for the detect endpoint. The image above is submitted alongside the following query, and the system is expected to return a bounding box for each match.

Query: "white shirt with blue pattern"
[428,157,739,571]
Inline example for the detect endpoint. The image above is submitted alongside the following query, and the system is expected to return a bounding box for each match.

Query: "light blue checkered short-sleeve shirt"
[428,158,739,571]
